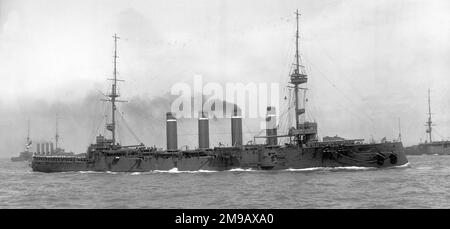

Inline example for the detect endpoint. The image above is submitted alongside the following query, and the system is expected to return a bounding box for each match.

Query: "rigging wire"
[116,108,143,145]
[88,98,108,144]
[304,56,376,127]
[304,62,320,123]
[321,50,369,102]
[432,129,449,141]
[278,87,296,135]
[116,115,122,144]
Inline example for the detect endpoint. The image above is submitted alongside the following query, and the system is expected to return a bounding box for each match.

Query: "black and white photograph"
[0,0,449,214]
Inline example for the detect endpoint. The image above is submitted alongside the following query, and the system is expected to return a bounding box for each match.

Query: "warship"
[33,114,77,157]
[31,11,408,172]
[13,116,76,162]
[405,89,450,155]
[11,120,33,162]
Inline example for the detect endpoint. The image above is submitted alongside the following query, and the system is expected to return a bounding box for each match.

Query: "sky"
[0,0,449,157]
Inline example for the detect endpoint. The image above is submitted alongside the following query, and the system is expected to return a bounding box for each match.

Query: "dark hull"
[31,142,408,173]
[11,152,33,162]
[11,157,32,162]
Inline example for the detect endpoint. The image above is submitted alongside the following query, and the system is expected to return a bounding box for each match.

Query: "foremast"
[25,119,31,152]
[426,88,433,143]
[289,10,317,145]
[55,114,59,150]
[105,34,125,147]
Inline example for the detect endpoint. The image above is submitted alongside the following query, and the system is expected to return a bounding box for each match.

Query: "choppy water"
[0,156,449,208]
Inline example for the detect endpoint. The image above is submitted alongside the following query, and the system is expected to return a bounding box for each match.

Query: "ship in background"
[12,115,76,162]
[31,10,408,172]
[405,89,450,155]
[33,114,76,157]
[11,120,33,162]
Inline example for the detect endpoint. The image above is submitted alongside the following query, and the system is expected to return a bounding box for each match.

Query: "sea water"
[0,156,448,208]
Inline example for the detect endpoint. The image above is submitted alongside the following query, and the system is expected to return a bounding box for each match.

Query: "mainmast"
[55,114,59,150]
[26,119,30,144]
[290,12,307,122]
[426,88,433,143]
[288,10,317,145]
[290,9,307,129]
[294,10,300,128]
[100,34,126,146]
[108,34,120,145]
[26,119,31,151]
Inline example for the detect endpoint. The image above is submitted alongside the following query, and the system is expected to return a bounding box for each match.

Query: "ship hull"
[11,157,31,162]
[31,142,407,173]
[405,142,450,155]
[11,152,33,162]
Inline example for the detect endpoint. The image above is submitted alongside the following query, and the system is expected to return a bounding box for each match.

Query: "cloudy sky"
[0,0,449,156]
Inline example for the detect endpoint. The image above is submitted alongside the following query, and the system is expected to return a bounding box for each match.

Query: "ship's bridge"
[90,134,114,150]
[290,122,318,135]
